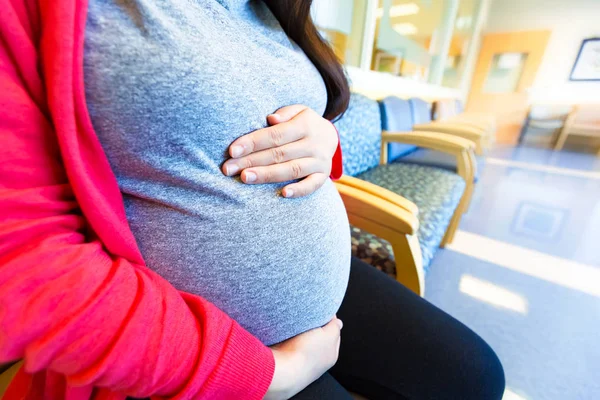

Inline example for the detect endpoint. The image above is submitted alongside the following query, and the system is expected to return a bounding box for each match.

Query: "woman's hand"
[222,105,339,198]
[265,317,343,400]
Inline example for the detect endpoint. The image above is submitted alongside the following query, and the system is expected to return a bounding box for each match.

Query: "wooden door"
[467,31,551,144]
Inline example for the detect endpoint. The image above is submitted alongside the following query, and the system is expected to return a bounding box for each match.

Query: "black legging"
[292,257,505,399]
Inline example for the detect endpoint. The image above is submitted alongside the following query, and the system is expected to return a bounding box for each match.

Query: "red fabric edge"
[329,122,343,180]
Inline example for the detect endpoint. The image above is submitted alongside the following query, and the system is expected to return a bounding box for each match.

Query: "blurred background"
[312,1,600,399]
[314,0,599,148]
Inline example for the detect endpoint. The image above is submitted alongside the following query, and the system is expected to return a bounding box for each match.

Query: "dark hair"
[264,0,350,121]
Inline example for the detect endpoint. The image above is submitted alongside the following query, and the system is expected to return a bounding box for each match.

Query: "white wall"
[347,66,461,101]
[485,0,600,104]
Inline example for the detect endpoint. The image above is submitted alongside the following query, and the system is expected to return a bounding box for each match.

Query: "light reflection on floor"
[425,146,600,400]
[459,275,529,315]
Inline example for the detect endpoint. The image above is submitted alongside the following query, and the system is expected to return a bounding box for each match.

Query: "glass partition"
[442,0,479,88]
[373,0,431,79]
[313,0,370,68]
[373,0,458,81]
[313,0,483,88]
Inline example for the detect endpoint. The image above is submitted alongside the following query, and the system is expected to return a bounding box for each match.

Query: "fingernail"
[226,164,240,176]
[231,145,244,158]
[244,171,257,183]
[283,189,294,198]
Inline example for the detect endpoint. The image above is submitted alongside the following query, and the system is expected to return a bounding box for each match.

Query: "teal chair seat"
[352,163,465,275]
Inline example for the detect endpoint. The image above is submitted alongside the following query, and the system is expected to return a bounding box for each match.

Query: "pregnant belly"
[123,180,351,345]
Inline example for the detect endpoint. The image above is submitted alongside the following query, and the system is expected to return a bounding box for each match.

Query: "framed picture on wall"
[570,38,600,81]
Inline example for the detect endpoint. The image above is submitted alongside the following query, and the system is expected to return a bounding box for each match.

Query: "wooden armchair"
[554,105,600,154]
[334,93,477,296]
[334,179,424,295]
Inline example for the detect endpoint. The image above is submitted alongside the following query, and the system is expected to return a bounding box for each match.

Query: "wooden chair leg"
[464,150,477,211]
[555,108,576,151]
[389,233,424,296]
[441,150,472,247]
[440,198,462,247]
[554,126,569,151]
[518,116,530,145]
[380,140,389,165]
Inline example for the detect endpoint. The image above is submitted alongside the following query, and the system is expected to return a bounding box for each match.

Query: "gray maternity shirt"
[83,0,351,345]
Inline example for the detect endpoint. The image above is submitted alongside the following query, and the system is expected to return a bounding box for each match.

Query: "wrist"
[265,348,300,400]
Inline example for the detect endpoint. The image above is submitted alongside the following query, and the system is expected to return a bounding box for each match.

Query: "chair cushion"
[397,148,482,181]
[351,227,396,279]
[409,98,433,124]
[354,163,466,272]
[335,93,382,177]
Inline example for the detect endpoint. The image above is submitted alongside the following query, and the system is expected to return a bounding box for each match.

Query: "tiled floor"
[425,146,600,400]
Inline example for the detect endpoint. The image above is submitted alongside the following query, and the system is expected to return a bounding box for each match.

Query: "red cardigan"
[0,0,341,398]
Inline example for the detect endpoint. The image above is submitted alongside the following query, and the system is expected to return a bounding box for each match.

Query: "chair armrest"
[413,122,485,140]
[334,182,419,235]
[409,123,486,155]
[447,118,492,132]
[337,175,419,215]
[335,181,424,295]
[381,130,476,188]
[382,130,475,153]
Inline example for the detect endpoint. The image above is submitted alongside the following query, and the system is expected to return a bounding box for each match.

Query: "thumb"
[267,104,309,125]
[322,317,343,335]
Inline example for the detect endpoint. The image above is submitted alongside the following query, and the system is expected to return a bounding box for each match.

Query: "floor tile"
[425,146,600,400]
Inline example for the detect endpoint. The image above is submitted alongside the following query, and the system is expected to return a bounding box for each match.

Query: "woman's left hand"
[222,105,338,198]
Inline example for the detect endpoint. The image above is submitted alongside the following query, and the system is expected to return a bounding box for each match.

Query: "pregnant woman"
[0,0,504,399]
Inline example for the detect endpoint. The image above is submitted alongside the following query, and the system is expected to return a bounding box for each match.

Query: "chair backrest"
[408,98,433,124]
[432,99,458,120]
[379,96,418,161]
[455,99,464,114]
[334,93,382,177]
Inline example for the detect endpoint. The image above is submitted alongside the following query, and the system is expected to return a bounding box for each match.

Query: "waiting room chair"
[554,105,600,155]
[334,93,476,295]
[379,96,478,212]
[380,96,480,178]
[433,98,497,137]
[410,98,488,155]
[518,104,572,145]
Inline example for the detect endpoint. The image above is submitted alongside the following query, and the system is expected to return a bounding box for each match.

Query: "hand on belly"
[221,104,339,198]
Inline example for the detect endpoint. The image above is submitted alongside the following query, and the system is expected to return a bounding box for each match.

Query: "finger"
[267,105,309,125]
[222,140,313,176]
[241,158,322,185]
[281,173,328,198]
[229,121,304,158]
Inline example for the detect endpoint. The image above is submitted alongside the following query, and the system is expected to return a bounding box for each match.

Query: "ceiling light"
[376,3,420,18]
[392,23,418,36]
